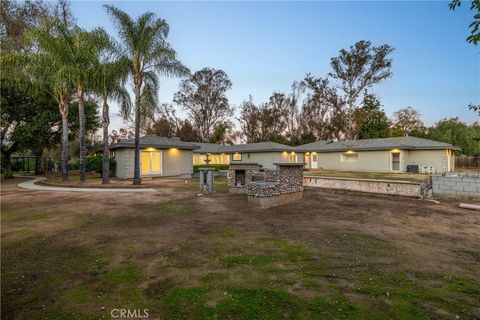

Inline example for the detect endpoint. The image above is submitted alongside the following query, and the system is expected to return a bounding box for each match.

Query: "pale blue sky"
[69,1,479,130]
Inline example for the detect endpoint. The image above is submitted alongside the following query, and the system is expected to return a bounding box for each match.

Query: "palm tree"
[28,22,107,182]
[92,58,131,184]
[22,24,75,181]
[56,26,108,182]
[104,5,190,185]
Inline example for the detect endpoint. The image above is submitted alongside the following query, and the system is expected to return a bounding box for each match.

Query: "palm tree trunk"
[77,84,86,183]
[133,80,141,185]
[102,98,110,184]
[59,100,69,181]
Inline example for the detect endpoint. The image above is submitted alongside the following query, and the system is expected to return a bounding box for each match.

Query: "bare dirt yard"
[1,177,479,319]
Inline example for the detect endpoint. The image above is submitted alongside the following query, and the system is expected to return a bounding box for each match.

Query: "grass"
[2,178,479,319]
[304,170,430,182]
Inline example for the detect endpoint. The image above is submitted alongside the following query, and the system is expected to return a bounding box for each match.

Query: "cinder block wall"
[432,174,480,198]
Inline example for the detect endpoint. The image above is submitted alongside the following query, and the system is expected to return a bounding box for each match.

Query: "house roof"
[111,135,200,150]
[222,141,295,153]
[295,136,459,152]
[194,142,227,154]
[193,141,295,154]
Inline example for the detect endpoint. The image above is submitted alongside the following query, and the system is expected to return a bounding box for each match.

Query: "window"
[391,152,400,171]
[232,153,242,161]
[110,149,115,158]
[141,151,162,175]
[289,153,297,163]
[341,153,358,162]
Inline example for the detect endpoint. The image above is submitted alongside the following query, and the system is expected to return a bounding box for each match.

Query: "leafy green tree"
[290,132,317,146]
[174,68,233,142]
[329,40,394,139]
[92,58,131,184]
[353,93,391,139]
[0,78,58,177]
[146,117,176,138]
[449,0,480,45]
[104,5,189,185]
[210,123,234,144]
[390,107,426,137]
[176,120,199,142]
[428,118,480,156]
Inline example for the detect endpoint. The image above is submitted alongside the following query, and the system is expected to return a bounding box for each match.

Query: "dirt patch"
[1,177,479,319]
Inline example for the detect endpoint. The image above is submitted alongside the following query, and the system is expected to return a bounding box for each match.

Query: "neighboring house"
[108,136,199,179]
[296,136,458,173]
[193,141,301,169]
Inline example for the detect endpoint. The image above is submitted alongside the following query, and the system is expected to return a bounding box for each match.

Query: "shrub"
[68,160,79,170]
[85,155,116,175]
[193,164,230,172]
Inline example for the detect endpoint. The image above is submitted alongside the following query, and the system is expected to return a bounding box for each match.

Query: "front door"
[304,154,311,168]
[391,152,400,171]
[311,153,319,169]
[141,151,162,176]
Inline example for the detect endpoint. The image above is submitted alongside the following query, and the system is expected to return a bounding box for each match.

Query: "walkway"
[17,176,157,193]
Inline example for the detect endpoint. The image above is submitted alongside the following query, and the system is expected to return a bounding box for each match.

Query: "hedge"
[193,164,230,172]
[86,155,116,175]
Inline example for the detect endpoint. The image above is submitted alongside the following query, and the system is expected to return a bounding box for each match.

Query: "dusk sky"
[70,1,479,131]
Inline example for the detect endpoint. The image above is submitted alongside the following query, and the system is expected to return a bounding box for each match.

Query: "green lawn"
[304,170,431,182]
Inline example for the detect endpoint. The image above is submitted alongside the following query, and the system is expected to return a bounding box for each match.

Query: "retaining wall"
[303,176,428,198]
[432,173,480,198]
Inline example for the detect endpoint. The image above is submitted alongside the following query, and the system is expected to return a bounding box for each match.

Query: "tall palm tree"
[23,24,75,181]
[28,22,107,182]
[104,5,190,185]
[56,26,108,182]
[92,58,131,184]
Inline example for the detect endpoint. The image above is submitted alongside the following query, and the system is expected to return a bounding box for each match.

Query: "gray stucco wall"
[303,149,451,173]
[432,173,480,198]
[114,147,193,179]
[406,150,450,173]
[162,148,193,176]
[313,151,394,172]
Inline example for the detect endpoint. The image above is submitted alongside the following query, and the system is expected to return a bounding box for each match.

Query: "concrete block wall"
[432,173,480,198]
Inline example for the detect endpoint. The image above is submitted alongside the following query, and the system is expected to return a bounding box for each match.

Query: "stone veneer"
[244,163,304,208]
[227,163,259,194]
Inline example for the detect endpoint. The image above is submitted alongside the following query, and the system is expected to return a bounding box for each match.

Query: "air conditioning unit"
[406,165,419,173]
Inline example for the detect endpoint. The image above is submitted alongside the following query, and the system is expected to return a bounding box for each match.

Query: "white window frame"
[341,153,358,162]
[390,151,401,172]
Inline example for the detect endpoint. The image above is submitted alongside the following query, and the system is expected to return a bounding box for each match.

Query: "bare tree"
[238,95,288,143]
[174,68,233,142]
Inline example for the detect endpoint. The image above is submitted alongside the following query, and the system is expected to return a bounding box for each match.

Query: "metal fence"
[11,156,52,172]
[455,157,480,169]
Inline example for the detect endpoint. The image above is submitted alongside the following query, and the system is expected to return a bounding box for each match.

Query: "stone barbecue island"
[227,163,305,208]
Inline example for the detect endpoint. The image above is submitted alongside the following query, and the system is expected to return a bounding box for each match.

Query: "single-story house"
[193,143,230,165]
[108,136,199,179]
[194,141,301,169]
[295,136,458,173]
